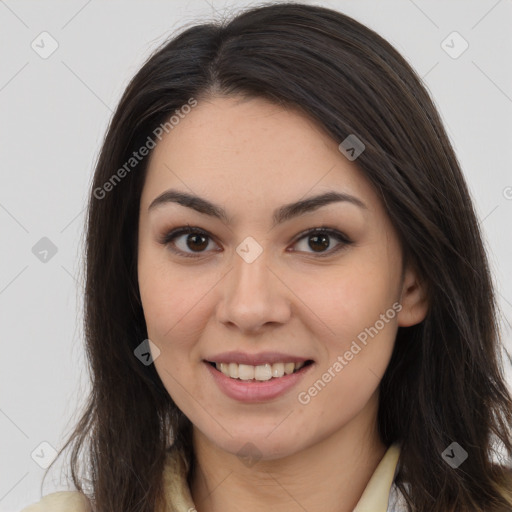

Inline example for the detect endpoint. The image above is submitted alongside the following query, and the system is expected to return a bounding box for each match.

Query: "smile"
[204,358,315,402]
[209,361,313,381]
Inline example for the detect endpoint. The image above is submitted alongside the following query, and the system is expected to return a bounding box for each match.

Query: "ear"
[397,265,429,327]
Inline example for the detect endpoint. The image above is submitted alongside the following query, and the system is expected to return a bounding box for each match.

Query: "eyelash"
[158,225,353,259]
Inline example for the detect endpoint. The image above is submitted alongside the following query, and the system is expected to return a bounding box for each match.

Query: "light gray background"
[1,0,511,510]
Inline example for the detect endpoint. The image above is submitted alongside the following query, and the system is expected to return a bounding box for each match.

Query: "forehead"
[141,95,380,218]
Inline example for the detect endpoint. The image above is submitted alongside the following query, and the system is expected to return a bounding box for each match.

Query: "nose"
[216,247,292,334]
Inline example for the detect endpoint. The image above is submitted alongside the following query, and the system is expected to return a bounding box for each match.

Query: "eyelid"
[158,225,353,258]
[289,227,353,257]
[157,226,219,258]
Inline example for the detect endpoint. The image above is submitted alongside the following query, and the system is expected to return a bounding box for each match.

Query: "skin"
[137,95,428,512]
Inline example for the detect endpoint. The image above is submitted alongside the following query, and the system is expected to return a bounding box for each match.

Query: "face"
[137,95,427,460]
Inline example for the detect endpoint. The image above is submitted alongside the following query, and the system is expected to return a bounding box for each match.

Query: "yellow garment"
[20,442,401,512]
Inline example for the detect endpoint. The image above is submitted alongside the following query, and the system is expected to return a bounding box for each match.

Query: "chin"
[198,425,308,462]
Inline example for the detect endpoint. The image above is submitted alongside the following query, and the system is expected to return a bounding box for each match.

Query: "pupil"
[185,233,330,253]
[188,234,208,251]
[309,234,329,252]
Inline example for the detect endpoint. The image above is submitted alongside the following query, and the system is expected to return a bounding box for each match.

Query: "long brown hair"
[44,3,512,511]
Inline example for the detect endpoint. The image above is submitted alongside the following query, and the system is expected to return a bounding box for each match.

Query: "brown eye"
[307,233,330,252]
[292,228,352,256]
[183,233,209,252]
[159,225,352,259]
[160,227,219,258]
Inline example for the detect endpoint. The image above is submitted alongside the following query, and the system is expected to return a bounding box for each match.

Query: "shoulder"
[20,491,91,512]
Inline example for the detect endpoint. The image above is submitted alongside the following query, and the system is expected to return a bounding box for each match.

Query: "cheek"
[138,244,190,331]
[137,256,211,403]
[137,247,223,363]
[291,255,399,343]
[291,253,400,405]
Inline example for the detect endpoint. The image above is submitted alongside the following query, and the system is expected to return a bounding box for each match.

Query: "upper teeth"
[215,362,306,381]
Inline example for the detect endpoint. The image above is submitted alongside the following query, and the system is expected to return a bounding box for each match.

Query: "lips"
[210,361,312,381]
[205,351,312,366]
[204,357,315,402]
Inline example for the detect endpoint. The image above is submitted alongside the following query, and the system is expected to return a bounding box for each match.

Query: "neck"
[189,394,387,512]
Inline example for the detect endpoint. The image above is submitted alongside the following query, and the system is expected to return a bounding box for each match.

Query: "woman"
[22,2,512,511]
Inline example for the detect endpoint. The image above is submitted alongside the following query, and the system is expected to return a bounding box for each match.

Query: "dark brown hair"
[45,2,512,511]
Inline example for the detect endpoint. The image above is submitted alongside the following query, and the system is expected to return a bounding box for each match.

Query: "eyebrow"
[148,189,367,228]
